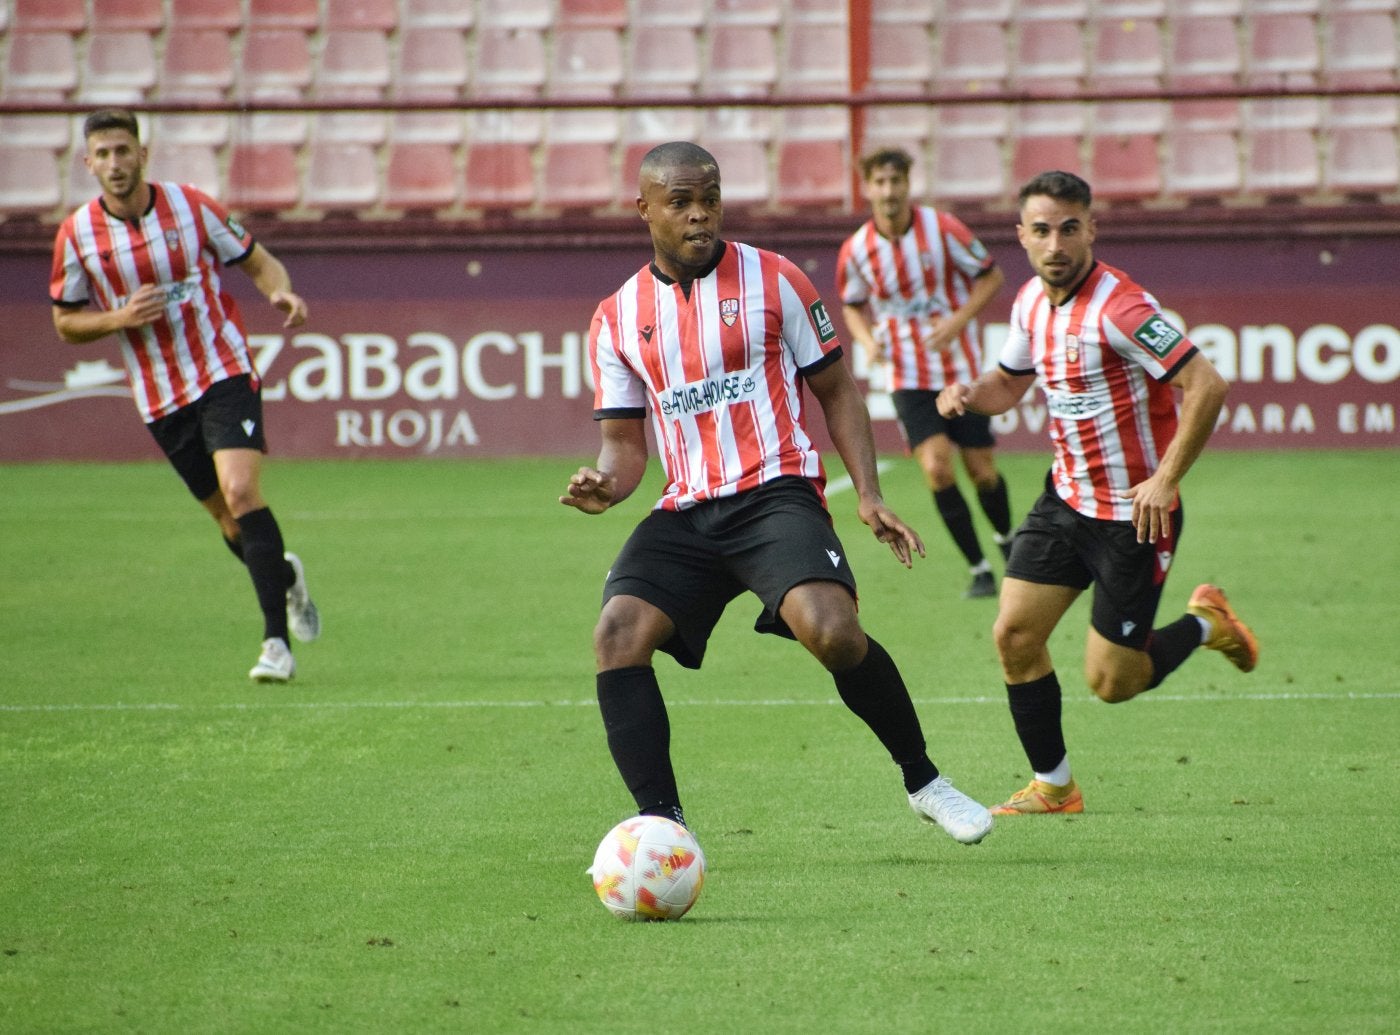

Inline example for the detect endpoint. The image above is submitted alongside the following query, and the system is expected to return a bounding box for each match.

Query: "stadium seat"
[624,108,702,148]
[932,103,1012,139]
[940,0,1013,20]
[150,113,231,147]
[238,30,313,101]
[1016,0,1089,19]
[701,141,770,206]
[871,0,937,24]
[325,0,398,30]
[463,142,536,210]
[1167,16,1242,88]
[467,110,545,145]
[541,142,617,211]
[1244,97,1321,130]
[1,32,78,97]
[1090,134,1162,200]
[147,143,221,195]
[316,30,392,98]
[1012,21,1089,94]
[929,137,1006,202]
[1248,0,1318,10]
[1163,131,1240,197]
[1095,0,1166,15]
[1323,127,1400,194]
[710,0,783,26]
[400,0,474,29]
[779,25,850,93]
[11,0,85,31]
[231,112,309,145]
[703,107,779,145]
[1014,102,1088,138]
[170,0,241,29]
[472,29,547,96]
[159,29,235,101]
[775,139,847,207]
[92,0,164,30]
[395,29,469,102]
[226,142,301,211]
[549,29,625,96]
[1170,99,1241,132]
[1245,14,1320,86]
[0,146,63,214]
[867,23,933,91]
[934,23,1009,94]
[1174,0,1241,13]
[1012,134,1084,186]
[0,114,72,150]
[248,0,319,29]
[63,145,101,210]
[781,106,849,141]
[631,0,705,28]
[625,27,702,99]
[389,112,465,145]
[476,0,552,29]
[1089,17,1166,90]
[705,27,780,97]
[303,142,381,211]
[862,105,934,150]
[557,0,628,28]
[789,0,848,25]
[1325,97,1400,129]
[1243,128,1320,194]
[544,109,621,145]
[1322,12,1397,87]
[81,32,158,104]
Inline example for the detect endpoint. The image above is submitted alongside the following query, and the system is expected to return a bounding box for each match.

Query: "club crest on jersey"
[164,229,181,250]
[809,299,836,342]
[1065,333,1079,364]
[720,297,739,327]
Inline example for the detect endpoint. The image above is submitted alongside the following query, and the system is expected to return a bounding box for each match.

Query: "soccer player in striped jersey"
[938,170,1260,816]
[838,148,1013,600]
[50,109,320,684]
[561,141,993,846]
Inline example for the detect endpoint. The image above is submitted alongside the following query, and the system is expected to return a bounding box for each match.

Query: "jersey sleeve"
[777,255,841,372]
[834,234,869,306]
[190,187,256,265]
[589,299,646,419]
[997,284,1036,375]
[1101,289,1197,381]
[49,220,91,308]
[939,211,997,281]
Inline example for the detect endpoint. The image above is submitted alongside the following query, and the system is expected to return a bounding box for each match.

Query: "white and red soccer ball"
[588,815,706,921]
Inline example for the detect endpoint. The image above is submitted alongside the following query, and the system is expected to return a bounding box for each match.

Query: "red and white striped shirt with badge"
[836,205,996,391]
[1000,261,1198,523]
[590,241,841,511]
[50,182,258,423]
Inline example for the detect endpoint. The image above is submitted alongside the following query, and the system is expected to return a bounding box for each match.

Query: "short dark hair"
[639,141,719,185]
[1018,170,1092,209]
[83,108,142,141]
[859,147,914,180]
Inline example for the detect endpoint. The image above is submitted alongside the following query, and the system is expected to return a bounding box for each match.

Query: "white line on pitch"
[825,459,893,496]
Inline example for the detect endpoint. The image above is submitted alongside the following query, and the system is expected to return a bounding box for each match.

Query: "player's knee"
[802,620,866,672]
[1087,669,1141,704]
[593,605,660,669]
[993,615,1039,666]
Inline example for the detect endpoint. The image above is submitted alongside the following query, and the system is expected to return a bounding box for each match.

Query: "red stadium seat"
[790,0,847,25]
[871,0,937,24]
[625,27,702,98]
[389,112,465,145]
[1088,16,1165,89]
[1095,0,1166,15]
[549,29,625,96]
[1014,102,1088,138]
[150,113,231,146]
[472,29,547,96]
[170,0,242,28]
[544,109,621,145]
[11,0,85,31]
[1167,16,1242,88]
[0,146,64,214]
[1245,14,1320,86]
[941,0,1013,21]
[862,105,934,150]
[1323,127,1400,194]
[464,142,536,210]
[395,29,469,102]
[384,143,459,210]
[231,112,309,145]
[477,0,552,29]
[780,25,850,93]
[247,0,319,29]
[705,27,779,97]
[1012,134,1084,186]
[302,142,381,211]
[1090,134,1162,200]
[934,23,1009,94]
[704,107,778,145]
[631,0,705,28]
[325,0,398,30]
[1093,99,1169,135]
[467,110,545,145]
[1170,99,1241,132]
[1012,21,1088,94]
[542,142,617,211]
[0,113,73,149]
[313,29,391,143]
[1016,0,1089,19]
[147,142,221,195]
[239,30,313,100]
[400,0,474,29]
[226,143,301,212]
[92,0,164,30]
[1163,131,1240,197]
[868,24,933,91]
[702,141,770,206]
[159,30,235,101]
[558,0,628,28]
[776,139,847,208]
[932,103,1011,139]
[81,32,158,103]
[1243,128,1320,194]
[1322,12,1397,87]
[1244,97,1320,130]
[1,33,78,97]
[710,0,782,26]
[1325,96,1399,129]
[929,137,1006,202]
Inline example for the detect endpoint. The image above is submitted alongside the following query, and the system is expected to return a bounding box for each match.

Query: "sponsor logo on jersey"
[720,297,739,327]
[1132,314,1185,358]
[658,368,761,417]
[809,299,836,342]
[639,324,654,344]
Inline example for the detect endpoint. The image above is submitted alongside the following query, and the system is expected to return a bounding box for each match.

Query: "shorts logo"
[1121,620,1137,637]
[241,419,256,437]
[809,299,836,342]
[720,298,739,327]
[1132,315,1184,358]
[1157,550,1173,573]
[826,549,842,568]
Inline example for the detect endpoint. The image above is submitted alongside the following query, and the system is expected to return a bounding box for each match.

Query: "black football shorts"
[146,374,267,501]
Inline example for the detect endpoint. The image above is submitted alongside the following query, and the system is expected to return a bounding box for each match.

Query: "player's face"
[863,163,911,225]
[638,162,723,280]
[84,128,147,205]
[1017,194,1096,300]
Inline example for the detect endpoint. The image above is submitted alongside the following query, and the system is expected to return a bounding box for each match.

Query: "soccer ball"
[588,815,706,921]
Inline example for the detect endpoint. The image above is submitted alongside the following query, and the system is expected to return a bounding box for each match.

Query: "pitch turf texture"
[2,451,1396,1034]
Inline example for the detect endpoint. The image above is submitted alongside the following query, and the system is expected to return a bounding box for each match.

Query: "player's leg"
[959,441,1014,560]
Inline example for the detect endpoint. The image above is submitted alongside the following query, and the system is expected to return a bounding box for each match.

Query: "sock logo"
[242,419,256,437]
[826,549,842,568]
[1121,620,1137,637]
[1157,550,1173,573]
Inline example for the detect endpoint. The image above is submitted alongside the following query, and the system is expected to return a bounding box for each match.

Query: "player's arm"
[52,286,166,344]
[238,243,308,328]
[937,365,1035,418]
[841,303,882,366]
[805,358,925,568]
[560,417,649,515]
[1122,351,1228,543]
[927,265,1005,352]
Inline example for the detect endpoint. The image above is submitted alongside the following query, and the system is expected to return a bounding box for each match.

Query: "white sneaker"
[285,552,320,643]
[908,775,994,845]
[249,637,295,683]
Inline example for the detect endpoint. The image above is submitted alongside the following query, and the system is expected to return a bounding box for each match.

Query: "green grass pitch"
[2,450,1396,1033]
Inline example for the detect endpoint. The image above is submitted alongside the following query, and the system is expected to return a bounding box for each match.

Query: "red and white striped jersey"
[590,241,841,511]
[51,182,257,422]
[1000,261,1198,522]
[836,205,996,391]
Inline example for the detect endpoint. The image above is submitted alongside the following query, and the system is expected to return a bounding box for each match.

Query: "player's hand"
[937,383,970,418]
[560,466,617,515]
[119,284,166,328]
[858,496,926,569]
[1121,475,1178,544]
[270,290,308,328]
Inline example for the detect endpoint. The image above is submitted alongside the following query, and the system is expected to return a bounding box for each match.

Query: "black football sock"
[597,666,684,825]
[1006,672,1067,775]
[235,507,291,643]
[222,534,245,563]
[933,486,985,567]
[832,636,940,793]
[977,475,1013,538]
[1146,614,1205,689]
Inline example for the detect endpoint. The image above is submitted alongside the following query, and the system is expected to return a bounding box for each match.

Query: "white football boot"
[249,637,295,683]
[908,775,994,844]
[284,552,321,643]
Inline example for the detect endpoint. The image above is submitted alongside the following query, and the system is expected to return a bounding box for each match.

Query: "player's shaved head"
[639,142,719,191]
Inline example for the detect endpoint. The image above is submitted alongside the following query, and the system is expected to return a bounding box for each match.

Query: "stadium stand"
[0,145,64,213]
[1090,133,1163,200]
[463,141,536,211]
[384,141,460,211]
[625,26,702,98]
[324,0,398,31]
[91,0,164,31]
[170,0,242,29]
[934,22,1011,94]
[147,141,221,195]
[11,0,85,31]
[557,0,628,28]
[399,0,474,30]
[302,141,381,210]
[81,31,158,104]
[225,142,301,211]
